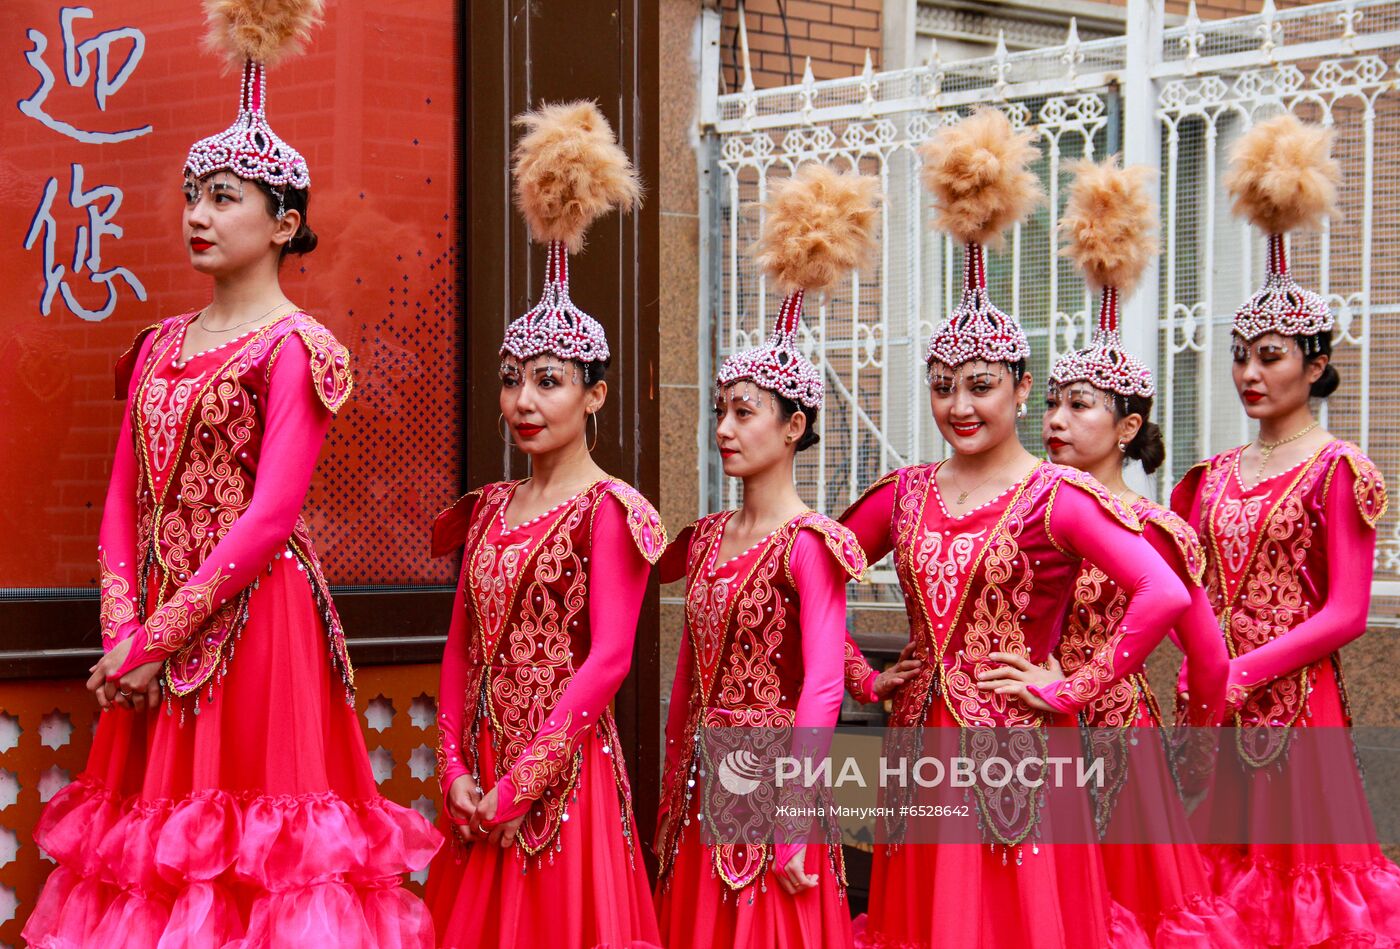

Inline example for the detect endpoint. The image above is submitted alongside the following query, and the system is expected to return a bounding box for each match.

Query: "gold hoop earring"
[586,412,598,453]
[498,413,510,444]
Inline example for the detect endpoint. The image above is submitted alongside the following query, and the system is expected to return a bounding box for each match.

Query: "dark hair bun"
[1125,419,1166,475]
[285,222,318,256]
[1310,363,1340,399]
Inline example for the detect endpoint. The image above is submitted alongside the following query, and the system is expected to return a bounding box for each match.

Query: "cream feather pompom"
[755,164,880,295]
[201,0,325,68]
[1223,113,1339,235]
[512,101,642,253]
[1059,157,1158,294]
[918,108,1043,247]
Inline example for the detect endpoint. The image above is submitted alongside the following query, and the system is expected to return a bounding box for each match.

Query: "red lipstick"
[514,423,544,437]
[190,237,214,252]
[1046,437,1068,452]
[1243,391,1264,404]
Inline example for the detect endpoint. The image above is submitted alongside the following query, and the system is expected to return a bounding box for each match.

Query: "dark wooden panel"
[463,0,662,871]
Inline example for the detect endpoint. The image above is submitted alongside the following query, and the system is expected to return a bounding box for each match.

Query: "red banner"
[0,0,462,590]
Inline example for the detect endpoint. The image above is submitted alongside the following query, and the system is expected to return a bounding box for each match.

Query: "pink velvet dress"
[654,511,866,949]
[23,311,441,948]
[1173,439,1400,947]
[1040,497,1251,946]
[424,479,665,949]
[840,461,1192,949]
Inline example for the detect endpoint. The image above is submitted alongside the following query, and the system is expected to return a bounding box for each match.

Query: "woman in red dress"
[1008,156,1249,945]
[1172,113,1400,947]
[654,164,879,949]
[839,109,1191,949]
[25,5,440,945]
[423,101,664,949]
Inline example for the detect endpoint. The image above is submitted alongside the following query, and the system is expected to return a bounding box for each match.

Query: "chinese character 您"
[24,163,148,322]
[18,6,152,144]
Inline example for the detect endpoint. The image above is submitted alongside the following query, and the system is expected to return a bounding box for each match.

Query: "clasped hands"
[86,635,164,712]
[445,773,526,848]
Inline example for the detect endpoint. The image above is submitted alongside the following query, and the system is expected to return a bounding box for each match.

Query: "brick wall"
[1150,0,1322,17]
[718,0,882,90]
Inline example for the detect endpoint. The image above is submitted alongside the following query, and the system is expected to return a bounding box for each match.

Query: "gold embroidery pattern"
[270,317,353,413]
[98,548,137,645]
[1197,444,1343,765]
[1053,564,1139,726]
[843,638,877,701]
[457,482,637,858]
[507,710,578,804]
[1334,443,1389,529]
[598,480,669,564]
[659,514,843,890]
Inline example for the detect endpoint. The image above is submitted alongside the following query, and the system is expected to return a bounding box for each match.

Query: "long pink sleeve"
[839,478,897,702]
[657,524,693,585]
[1028,486,1190,714]
[774,528,849,870]
[98,331,156,650]
[488,494,649,825]
[435,552,475,800]
[1227,462,1375,704]
[1145,524,1229,727]
[112,336,333,678]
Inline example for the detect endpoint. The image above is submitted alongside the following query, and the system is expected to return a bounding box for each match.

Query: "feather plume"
[201,0,325,68]
[1059,157,1158,294]
[512,101,642,253]
[755,164,880,295]
[918,108,1043,247]
[1223,113,1339,234]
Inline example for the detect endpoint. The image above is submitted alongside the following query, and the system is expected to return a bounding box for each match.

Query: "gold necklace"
[948,460,1011,506]
[1255,420,1318,478]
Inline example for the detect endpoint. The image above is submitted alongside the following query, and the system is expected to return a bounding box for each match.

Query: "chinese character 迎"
[18,6,152,144]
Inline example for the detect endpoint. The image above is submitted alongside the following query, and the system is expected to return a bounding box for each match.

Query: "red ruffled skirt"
[22,557,441,948]
[654,812,852,948]
[852,703,1150,949]
[1198,670,1400,948]
[425,734,660,949]
[1090,704,1253,947]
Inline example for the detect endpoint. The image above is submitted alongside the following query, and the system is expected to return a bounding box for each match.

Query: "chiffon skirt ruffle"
[22,556,441,948]
[1089,705,1253,947]
[655,819,852,948]
[1197,671,1400,948]
[852,702,1150,949]
[425,735,660,949]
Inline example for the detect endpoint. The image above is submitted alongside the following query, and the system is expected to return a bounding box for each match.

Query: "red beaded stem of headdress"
[1048,277,1156,399]
[924,242,1031,368]
[1231,230,1333,343]
[713,286,825,409]
[498,239,612,364]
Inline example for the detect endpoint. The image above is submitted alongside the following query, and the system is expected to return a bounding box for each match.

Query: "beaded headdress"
[500,101,641,368]
[714,164,879,410]
[1049,157,1158,400]
[1223,114,1339,349]
[185,0,323,207]
[920,109,1043,370]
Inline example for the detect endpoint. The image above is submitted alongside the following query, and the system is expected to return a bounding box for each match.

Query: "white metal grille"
[699,0,1400,600]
